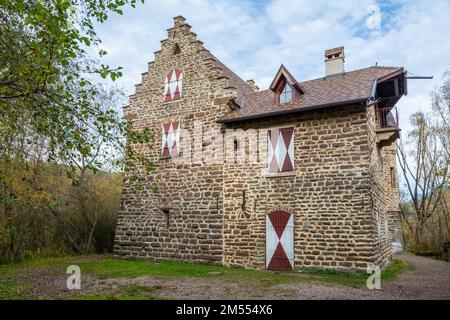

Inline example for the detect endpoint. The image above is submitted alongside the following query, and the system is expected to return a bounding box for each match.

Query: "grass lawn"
[0,255,412,300]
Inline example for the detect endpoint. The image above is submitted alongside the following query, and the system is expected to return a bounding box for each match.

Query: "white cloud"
[93,0,450,132]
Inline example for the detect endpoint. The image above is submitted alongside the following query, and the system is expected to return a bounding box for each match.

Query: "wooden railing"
[377,106,399,129]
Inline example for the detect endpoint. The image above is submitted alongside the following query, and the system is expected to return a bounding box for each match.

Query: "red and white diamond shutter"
[161,121,180,157]
[267,127,294,173]
[266,210,294,270]
[163,69,183,102]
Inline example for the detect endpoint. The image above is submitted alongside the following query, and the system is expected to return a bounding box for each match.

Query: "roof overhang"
[217,98,367,124]
[373,68,407,109]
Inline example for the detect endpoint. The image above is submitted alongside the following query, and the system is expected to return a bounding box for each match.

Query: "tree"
[0,1,154,262]
[397,72,450,253]
[0,0,149,170]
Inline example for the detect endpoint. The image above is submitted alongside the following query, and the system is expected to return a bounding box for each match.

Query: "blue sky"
[92,0,450,133]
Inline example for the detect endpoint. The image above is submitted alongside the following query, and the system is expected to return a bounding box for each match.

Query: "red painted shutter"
[161,122,170,157]
[267,127,294,173]
[161,121,180,158]
[171,121,180,157]
[266,210,294,270]
[163,70,173,102]
[163,69,183,102]
[268,129,280,173]
[280,127,294,172]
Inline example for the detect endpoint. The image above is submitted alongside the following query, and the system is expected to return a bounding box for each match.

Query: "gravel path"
[2,253,449,300]
[269,253,450,300]
[129,253,450,300]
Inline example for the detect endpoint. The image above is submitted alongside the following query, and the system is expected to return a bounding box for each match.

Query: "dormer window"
[279,83,292,104]
[269,65,304,106]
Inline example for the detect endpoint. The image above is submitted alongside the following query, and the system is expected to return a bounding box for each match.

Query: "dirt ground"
[2,253,449,300]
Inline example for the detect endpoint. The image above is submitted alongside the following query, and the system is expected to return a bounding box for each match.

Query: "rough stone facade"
[114,17,403,272]
[114,16,236,263]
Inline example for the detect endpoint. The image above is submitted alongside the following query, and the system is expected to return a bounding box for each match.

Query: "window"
[173,44,181,55]
[267,127,294,174]
[376,210,381,246]
[390,167,395,188]
[162,209,170,229]
[163,69,183,102]
[161,121,180,158]
[279,83,292,104]
[233,139,239,151]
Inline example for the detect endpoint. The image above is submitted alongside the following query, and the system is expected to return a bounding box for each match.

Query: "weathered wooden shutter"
[267,127,294,173]
[163,69,183,102]
[161,121,180,157]
[266,210,294,270]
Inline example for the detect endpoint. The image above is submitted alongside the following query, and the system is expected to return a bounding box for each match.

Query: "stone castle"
[114,16,406,271]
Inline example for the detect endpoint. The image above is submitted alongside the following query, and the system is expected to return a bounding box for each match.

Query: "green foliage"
[0,0,153,177]
[398,72,449,257]
[294,259,412,287]
[76,257,411,287]
[0,161,123,263]
[0,255,415,299]
[0,280,30,300]
[0,1,156,263]
[69,284,162,300]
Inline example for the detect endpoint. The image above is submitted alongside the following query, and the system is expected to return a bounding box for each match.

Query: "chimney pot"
[325,46,345,77]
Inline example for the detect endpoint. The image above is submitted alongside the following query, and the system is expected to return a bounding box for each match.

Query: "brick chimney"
[325,46,345,77]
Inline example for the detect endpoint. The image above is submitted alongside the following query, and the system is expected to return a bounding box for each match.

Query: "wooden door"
[266,210,294,270]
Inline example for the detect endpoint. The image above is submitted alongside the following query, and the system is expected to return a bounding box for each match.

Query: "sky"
[92,0,450,133]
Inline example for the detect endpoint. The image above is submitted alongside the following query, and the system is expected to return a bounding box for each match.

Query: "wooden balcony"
[376,106,400,144]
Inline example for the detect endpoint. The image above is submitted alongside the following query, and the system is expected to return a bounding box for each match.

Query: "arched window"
[163,69,183,102]
[279,83,292,104]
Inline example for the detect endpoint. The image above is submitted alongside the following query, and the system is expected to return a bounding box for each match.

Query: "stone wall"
[381,142,401,242]
[367,105,393,268]
[222,105,381,272]
[115,16,400,272]
[114,16,239,263]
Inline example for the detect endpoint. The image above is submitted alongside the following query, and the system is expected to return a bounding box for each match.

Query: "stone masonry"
[114,16,405,272]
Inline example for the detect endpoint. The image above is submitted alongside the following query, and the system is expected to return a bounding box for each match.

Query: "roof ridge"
[218,65,406,123]
[241,66,404,96]
[297,66,403,85]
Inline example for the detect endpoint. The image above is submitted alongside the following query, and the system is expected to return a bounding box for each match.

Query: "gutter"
[217,97,368,124]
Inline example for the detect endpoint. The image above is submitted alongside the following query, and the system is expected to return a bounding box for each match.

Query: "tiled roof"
[218,66,404,123]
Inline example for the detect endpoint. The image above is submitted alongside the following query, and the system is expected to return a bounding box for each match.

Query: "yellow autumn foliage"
[0,159,123,264]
